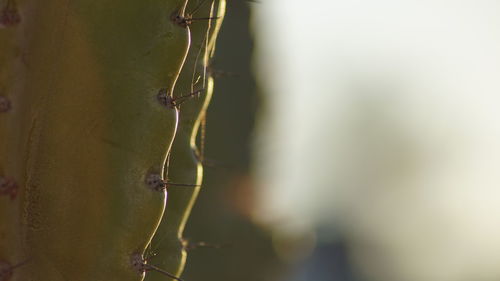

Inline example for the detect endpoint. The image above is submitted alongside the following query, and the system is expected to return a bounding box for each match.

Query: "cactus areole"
[0,0,225,280]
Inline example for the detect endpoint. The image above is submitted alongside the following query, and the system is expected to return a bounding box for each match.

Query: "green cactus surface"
[0,0,225,280]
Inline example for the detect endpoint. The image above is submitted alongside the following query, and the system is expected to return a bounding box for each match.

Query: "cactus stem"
[198,116,207,161]
[130,253,183,281]
[0,176,18,200]
[0,96,12,113]
[0,258,31,281]
[0,0,20,27]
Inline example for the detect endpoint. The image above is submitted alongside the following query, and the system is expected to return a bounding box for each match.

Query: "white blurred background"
[251,1,500,281]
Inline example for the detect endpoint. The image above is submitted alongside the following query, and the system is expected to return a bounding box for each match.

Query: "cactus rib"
[144,0,225,280]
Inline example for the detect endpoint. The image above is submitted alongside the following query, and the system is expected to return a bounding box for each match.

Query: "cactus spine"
[0,0,225,280]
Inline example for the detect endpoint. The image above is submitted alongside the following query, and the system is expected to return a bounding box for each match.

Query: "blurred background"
[184,1,500,281]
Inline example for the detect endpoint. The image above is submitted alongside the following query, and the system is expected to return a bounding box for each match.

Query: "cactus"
[144,1,224,279]
[0,0,224,280]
